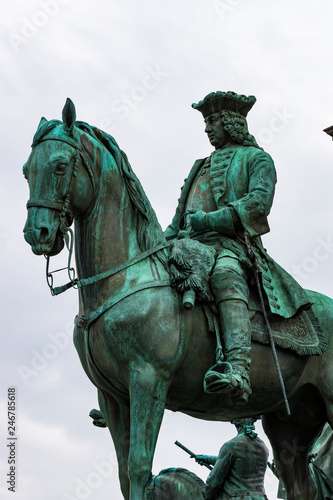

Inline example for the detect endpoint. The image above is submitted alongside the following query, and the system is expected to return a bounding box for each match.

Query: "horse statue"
[23,98,333,500]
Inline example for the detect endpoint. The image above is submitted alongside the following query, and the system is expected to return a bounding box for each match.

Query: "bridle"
[26,134,96,295]
[26,133,172,296]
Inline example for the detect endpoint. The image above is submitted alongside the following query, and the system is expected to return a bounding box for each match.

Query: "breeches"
[210,251,249,306]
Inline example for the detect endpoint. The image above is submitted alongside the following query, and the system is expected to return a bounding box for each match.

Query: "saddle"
[169,239,327,357]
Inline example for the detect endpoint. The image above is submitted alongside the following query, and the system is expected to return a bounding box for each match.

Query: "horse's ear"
[38,117,48,127]
[62,98,76,136]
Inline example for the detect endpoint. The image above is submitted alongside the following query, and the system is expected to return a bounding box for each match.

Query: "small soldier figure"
[195,418,269,500]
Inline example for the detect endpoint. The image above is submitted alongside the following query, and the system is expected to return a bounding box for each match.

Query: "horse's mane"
[77,122,168,268]
[32,118,168,269]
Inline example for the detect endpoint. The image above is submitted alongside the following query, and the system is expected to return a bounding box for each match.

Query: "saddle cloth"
[169,238,327,357]
[249,308,327,357]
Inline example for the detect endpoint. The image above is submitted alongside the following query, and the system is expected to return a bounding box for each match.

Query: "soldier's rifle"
[175,440,213,470]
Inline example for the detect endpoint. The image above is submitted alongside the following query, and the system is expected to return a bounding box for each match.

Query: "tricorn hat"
[192,91,256,118]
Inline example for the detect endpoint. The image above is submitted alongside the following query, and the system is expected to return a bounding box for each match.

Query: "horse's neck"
[74,141,165,313]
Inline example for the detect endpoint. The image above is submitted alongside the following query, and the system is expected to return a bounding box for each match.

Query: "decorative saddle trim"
[251,309,327,357]
[203,305,327,358]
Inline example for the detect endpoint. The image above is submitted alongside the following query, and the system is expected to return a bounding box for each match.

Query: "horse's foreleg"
[128,364,168,500]
[98,390,131,500]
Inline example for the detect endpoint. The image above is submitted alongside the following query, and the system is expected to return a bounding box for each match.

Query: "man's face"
[204,113,229,149]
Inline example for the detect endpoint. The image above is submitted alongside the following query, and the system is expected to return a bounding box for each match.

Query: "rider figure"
[196,418,269,500]
[165,91,311,403]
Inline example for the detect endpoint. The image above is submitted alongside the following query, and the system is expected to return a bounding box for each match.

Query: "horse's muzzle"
[24,225,64,256]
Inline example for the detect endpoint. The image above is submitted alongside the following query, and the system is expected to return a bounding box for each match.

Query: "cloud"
[2,1,333,499]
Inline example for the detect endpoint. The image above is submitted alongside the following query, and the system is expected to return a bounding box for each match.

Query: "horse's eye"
[54,163,67,175]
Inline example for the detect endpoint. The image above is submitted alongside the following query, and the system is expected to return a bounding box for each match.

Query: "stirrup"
[204,362,251,404]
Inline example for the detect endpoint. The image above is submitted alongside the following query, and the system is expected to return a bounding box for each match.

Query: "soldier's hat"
[231,417,257,426]
[192,91,256,118]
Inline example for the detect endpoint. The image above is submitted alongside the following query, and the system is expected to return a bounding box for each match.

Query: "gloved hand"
[194,454,209,465]
[189,210,208,232]
[190,208,236,235]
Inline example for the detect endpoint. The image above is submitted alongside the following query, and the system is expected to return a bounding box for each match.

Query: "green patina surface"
[22,95,333,500]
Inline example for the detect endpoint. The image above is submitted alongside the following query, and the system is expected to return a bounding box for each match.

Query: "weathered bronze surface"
[23,97,333,500]
[195,418,268,499]
[308,423,333,498]
[149,468,206,499]
[165,91,312,405]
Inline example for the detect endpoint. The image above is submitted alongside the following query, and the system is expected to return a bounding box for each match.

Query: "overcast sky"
[2,1,333,499]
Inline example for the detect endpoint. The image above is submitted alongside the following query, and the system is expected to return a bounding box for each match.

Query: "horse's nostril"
[40,227,49,243]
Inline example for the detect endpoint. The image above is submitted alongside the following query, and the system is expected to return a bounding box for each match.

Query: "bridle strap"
[52,240,172,295]
[77,241,172,288]
[77,279,172,331]
[32,135,82,151]
[28,137,87,292]
[28,132,98,295]
[27,199,64,211]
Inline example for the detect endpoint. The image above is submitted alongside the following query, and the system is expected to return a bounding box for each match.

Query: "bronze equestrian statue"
[23,95,333,500]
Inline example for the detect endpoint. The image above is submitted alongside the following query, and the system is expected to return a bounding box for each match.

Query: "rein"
[45,226,76,295]
[49,240,172,296]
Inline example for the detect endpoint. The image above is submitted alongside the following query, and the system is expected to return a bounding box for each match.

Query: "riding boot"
[204,299,252,404]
